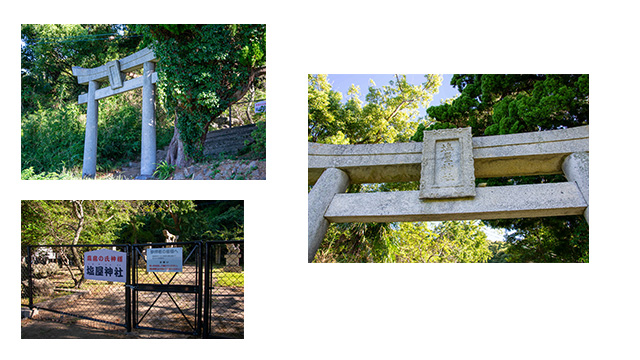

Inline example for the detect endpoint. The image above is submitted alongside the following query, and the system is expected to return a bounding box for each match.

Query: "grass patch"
[212,268,244,287]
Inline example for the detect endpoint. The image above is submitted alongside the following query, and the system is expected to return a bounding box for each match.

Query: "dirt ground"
[21,317,197,339]
[21,286,244,339]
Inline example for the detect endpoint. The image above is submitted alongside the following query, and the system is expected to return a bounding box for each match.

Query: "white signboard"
[84,249,126,283]
[147,248,183,272]
[255,100,266,114]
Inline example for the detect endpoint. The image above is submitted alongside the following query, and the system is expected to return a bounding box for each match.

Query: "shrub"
[240,120,266,159]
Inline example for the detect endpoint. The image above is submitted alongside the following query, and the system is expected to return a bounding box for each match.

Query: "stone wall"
[203,124,256,158]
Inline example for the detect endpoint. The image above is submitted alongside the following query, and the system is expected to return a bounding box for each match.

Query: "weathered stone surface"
[224,245,242,272]
[308,142,421,185]
[473,126,589,178]
[324,182,587,223]
[419,127,475,199]
[309,126,590,258]
[203,124,256,157]
[75,49,160,180]
[72,47,157,85]
[562,152,589,224]
[106,60,124,89]
[82,80,99,178]
[308,125,589,185]
[308,168,350,262]
[77,72,158,104]
[140,61,157,177]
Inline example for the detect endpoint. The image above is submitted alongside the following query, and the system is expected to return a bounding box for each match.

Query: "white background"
[4,1,639,358]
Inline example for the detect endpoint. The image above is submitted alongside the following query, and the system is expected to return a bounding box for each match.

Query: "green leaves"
[239,42,265,67]
[316,220,492,263]
[153,161,176,180]
[139,24,266,160]
[22,201,244,247]
[308,74,442,144]
[425,74,589,136]
[420,74,590,262]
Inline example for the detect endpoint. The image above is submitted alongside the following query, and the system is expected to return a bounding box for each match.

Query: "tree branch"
[229,66,266,104]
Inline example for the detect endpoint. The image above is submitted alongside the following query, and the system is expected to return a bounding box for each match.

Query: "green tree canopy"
[418,74,589,262]
[21,200,244,247]
[308,74,442,144]
[21,24,265,176]
[21,24,142,112]
[423,74,588,136]
[133,24,266,165]
[309,75,492,263]
[21,200,244,288]
[20,24,176,176]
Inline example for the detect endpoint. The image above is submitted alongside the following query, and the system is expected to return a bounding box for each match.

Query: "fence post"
[27,246,33,308]
[196,241,203,337]
[202,242,210,338]
[125,244,132,332]
[308,168,350,262]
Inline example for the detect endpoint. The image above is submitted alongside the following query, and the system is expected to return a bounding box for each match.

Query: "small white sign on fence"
[255,100,266,114]
[84,249,127,283]
[147,248,183,272]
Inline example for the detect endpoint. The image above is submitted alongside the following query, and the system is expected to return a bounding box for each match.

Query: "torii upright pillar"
[72,48,158,179]
[82,80,99,178]
[139,61,156,179]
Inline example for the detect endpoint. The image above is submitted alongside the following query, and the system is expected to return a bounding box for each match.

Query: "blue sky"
[325,74,460,119]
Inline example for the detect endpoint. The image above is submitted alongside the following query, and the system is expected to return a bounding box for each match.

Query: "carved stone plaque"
[106,60,124,90]
[419,127,476,199]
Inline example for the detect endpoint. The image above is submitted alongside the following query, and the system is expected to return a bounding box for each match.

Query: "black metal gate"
[23,241,244,338]
[131,241,203,336]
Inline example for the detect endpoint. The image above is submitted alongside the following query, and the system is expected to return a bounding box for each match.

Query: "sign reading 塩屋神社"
[84,249,126,282]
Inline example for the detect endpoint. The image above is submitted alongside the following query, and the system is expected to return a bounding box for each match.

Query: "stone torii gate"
[308,125,589,262]
[72,48,158,179]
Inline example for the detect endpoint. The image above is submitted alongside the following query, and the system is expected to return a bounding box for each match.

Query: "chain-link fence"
[21,244,130,331]
[204,241,244,338]
[131,241,202,335]
[22,241,245,338]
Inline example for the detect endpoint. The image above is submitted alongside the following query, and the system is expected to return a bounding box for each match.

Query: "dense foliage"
[21,24,174,176]
[316,220,491,263]
[21,200,244,247]
[134,24,266,163]
[415,74,588,137]
[309,75,493,263]
[309,74,441,144]
[21,24,141,112]
[22,200,243,288]
[417,74,589,262]
[21,24,264,177]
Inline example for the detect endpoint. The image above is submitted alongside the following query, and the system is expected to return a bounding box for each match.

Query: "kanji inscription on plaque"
[419,127,476,199]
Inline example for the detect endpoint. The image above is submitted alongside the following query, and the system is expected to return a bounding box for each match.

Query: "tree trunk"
[165,122,191,168]
[70,200,86,288]
[245,85,255,125]
[164,66,266,167]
